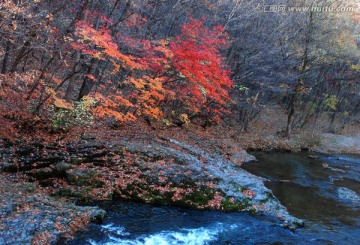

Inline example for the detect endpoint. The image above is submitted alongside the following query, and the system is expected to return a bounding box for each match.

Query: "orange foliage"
[70,17,233,124]
[70,20,145,70]
[0,73,38,139]
[125,76,167,119]
[0,72,76,139]
[93,93,136,123]
[242,189,256,197]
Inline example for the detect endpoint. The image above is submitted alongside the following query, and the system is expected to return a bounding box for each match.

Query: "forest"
[1,0,360,138]
[1,0,360,244]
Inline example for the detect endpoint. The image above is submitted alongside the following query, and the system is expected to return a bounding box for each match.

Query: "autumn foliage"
[169,18,232,105]
[69,17,233,125]
[70,20,144,71]
[0,0,234,139]
[2,0,360,139]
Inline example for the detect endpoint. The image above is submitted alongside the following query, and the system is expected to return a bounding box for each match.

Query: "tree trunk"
[64,78,78,101]
[328,112,336,133]
[285,11,314,137]
[285,100,295,137]
[10,39,32,73]
[1,41,11,74]
[77,77,93,100]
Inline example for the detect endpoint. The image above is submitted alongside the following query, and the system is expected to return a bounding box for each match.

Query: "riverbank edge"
[0,129,358,244]
[240,132,360,155]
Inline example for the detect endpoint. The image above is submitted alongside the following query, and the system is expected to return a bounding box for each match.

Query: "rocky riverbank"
[0,172,105,245]
[0,131,307,244]
[2,123,360,244]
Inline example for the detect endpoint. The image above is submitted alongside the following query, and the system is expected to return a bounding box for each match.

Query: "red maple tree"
[69,17,233,125]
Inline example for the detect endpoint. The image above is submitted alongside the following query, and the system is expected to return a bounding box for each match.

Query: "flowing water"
[67,153,360,244]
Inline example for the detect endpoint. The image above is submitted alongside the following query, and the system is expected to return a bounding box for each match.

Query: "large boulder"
[231,150,257,165]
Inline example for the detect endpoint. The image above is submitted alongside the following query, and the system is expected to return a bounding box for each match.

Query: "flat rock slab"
[0,173,105,245]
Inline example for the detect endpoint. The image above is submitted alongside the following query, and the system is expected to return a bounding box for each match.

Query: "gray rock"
[55,162,72,171]
[66,169,97,186]
[232,150,257,165]
[90,208,107,224]
[80,134,96,141]
[167,139,303,228]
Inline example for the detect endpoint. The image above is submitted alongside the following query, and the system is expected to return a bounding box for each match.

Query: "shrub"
[49,97,95,132]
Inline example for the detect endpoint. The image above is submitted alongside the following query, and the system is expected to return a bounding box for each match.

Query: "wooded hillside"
[1,0,360,139]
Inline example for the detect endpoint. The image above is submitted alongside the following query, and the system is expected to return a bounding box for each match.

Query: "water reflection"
[243,152,360,227]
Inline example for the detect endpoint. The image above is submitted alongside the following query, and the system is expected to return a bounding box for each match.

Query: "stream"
[66,152,360,244]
